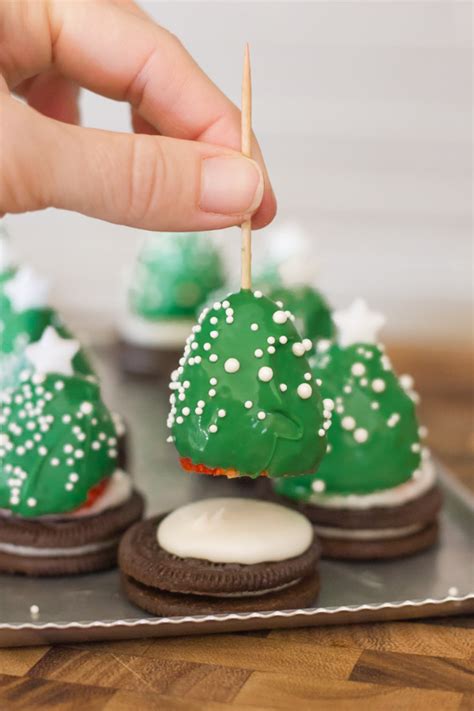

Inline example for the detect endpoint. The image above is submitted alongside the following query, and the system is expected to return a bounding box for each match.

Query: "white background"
[6,1,472,344]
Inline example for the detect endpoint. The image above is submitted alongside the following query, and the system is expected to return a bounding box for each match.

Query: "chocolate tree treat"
[118,232,226,376]
[273,299,442,559]
[0,330,144,575]
[120,498,320,615]
[168,289,328,479]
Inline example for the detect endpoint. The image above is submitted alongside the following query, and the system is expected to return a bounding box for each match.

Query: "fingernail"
[200,156,264,216]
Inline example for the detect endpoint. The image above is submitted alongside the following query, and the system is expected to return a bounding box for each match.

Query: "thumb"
[0,94,265,230]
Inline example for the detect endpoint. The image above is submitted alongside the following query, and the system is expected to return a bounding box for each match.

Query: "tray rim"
[1,593,473,633]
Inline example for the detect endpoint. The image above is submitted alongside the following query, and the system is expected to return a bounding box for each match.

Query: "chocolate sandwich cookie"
[273,482,442,560]
[0,491,145,576]
[119,498,321,615]
[117,339,182,380]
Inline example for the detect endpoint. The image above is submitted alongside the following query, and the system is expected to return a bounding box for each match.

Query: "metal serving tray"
[0,351,472,647]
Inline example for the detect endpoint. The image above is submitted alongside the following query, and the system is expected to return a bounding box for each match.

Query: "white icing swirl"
[309,458,435,510]
[157,498,313,565]
[118,312,194,348]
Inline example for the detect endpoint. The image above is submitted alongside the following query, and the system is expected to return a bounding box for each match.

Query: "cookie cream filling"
[118,311,194,348]
[188,578,302,599]
[313,523,423,541]
[157,498,313,565]
[0,537,119,558]
[309,457,435,510]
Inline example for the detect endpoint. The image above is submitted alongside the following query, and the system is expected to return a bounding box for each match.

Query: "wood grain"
[0,342,472,710]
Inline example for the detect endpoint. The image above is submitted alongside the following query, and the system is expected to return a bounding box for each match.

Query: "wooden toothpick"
[241,43,252,290]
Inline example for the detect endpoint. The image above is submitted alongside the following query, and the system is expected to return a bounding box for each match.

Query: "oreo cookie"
[0,491,145,576]
[119,499,321,615]
[271,484,442,560]
[117,339,181,379]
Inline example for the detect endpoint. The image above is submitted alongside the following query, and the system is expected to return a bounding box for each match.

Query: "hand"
[0,0,276,231]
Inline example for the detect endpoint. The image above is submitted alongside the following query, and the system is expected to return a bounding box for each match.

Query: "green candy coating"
[170,289,327,478]
[267,285,334,343]
[0,372,118,517]
[274,342,421,500]
[129,233,226,320]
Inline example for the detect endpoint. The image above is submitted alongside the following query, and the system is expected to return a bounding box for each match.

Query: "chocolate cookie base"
[119,516,321,596]
[121,571,320,616]
[0,490,145,577]
[269,486,442,560]
[318,521,439,560]
[117,339,182,379]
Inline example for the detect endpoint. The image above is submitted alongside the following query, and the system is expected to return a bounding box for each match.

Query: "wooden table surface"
[1,343,473,711]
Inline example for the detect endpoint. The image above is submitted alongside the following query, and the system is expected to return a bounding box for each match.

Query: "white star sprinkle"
[25,327,80,376]
[333,299,386,347]
[4,266,49,312]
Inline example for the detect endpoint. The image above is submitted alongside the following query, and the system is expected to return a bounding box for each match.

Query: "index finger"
[48,0,276,227]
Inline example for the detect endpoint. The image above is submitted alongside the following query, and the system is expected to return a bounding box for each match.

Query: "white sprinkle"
[251,323,259,331]
[323,398,334,411]
[182,407,190,416]
[198,400,205,407]
[292,342,305,357]
[372,378,386,393]
[254,349,264,358]
[51,458,60,466]
[411,443,421,452]
[74,450,84,459]
[448,586,459,596]
[279,336,288,344]
[38,446,47,456]
[30,605,39,616]
[226,317,234,324]
[371,402,380,410]
[419,426,428,438]
[267,346,276,354]
[63,444,73,454]
[354,428,369,443]
[341,416,356,431]
[276,300,284,308]
[343,385,352,394]
[360,378,368,386]
[210,316,218,325]
[218,409,226,418]
[209,354,218,362]
[209,424,218,433]
[258,366,273,382]
[279,383,287,392]
[195,407,203,415]
[80,402,93,414]
[224,357,240,373]
[244,400,253,409]
[302,338,312,352]
[176,416,184,424]
[209,389,216,397]
[304,372,312,381]
[65,483,74,491]
[210,330,218,339]
[257,411,266,420]
[318,428,326,437]
[311,479,326,493]
[62,415,71,424]
[203,343,211,351]
[27,498,37,507]
[267,336,276,345]
[297,383,312,399]
[272,310,288,324]
[254,290,262,298]
[69,473,79,483]
[316,379,322,386]
[222,300,230,309]
[351,362,366,376]
[400,374,414,390]
[210,377,217,385]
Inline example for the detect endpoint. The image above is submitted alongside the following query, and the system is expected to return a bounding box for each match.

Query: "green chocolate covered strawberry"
[128,232,226,321]
[169,289,328,479]
[0,329,118,517]
[274,299,422,500]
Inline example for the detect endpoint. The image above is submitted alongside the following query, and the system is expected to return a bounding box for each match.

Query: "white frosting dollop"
[72,470,132,517]
[157,497,313,565]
